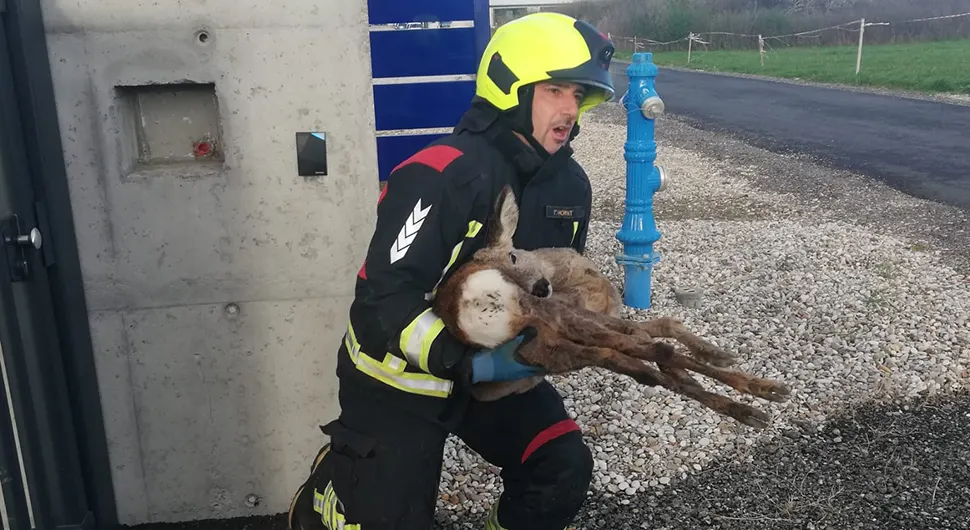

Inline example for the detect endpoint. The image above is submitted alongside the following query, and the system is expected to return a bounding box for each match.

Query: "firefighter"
[288,12,616,530]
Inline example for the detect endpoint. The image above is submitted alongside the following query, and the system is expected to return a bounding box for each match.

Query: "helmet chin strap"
[569,121,581,142]
[499,84,553,160]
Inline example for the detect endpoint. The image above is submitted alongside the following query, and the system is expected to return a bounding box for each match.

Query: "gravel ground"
[125,97,970,530]
[432,102,970,528]
[576,391,970,530]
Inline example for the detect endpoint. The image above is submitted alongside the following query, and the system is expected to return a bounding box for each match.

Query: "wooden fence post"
[856,18,866,75]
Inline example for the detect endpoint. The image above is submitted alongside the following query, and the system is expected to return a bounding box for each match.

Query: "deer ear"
[488,185,518,249]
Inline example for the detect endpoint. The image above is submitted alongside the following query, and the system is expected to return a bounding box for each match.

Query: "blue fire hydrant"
[616,52,668,309]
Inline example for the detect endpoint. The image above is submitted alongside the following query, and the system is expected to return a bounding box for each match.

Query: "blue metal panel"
[369,0,492,183]
[373,81,475,131]
[472,0,492,61]
[376,134,449,181]
[370,28,479,78]
[367,0,475,25]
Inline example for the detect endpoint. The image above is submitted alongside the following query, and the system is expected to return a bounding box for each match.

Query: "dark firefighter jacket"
[336,100,594,426]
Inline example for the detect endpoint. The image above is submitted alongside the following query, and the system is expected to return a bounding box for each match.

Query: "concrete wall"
[40,0,379,524]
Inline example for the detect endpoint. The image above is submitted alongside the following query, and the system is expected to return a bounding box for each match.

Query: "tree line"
[551,0,970,50]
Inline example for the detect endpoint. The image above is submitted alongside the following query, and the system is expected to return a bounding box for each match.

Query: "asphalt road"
[610,63,970,211]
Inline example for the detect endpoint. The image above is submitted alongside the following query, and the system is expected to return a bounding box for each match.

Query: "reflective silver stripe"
[344,326,453,398]
[386,355,404,372]
[403,309,443,369]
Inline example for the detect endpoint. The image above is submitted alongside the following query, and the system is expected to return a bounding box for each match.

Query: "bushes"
[552,0,970,51]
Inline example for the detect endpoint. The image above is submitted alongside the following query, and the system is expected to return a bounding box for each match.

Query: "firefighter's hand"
[470,333,544,383]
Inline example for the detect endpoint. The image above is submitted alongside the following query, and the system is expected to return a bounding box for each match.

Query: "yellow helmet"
[475,12,615,119]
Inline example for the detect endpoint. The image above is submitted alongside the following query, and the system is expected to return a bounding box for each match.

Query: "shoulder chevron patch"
[390,198,433,264]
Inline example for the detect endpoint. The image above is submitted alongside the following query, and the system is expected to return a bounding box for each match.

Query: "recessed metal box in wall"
[117,83,224,173]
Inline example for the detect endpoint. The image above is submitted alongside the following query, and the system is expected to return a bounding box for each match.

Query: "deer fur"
[432,185,791,429]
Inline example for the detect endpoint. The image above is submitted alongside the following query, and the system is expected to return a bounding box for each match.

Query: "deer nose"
[531,278,551,298]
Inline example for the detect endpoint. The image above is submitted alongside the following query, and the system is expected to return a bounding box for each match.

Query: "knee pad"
[503,429,593,530]
[539,430,594,509]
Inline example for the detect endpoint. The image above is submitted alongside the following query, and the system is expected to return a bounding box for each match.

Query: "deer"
[432,185,791,429]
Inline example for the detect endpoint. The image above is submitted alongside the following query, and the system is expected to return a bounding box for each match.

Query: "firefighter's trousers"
[288,379,593,530]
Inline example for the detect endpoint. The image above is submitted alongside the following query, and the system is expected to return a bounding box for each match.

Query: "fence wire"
[606,10,970,75]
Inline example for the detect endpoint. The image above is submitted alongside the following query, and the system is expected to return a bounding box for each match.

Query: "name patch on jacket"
[546,205,586,219]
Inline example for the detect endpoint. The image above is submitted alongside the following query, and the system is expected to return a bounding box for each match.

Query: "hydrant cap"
[642,96,665,119]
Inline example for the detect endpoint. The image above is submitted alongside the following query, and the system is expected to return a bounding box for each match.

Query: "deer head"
[473,185,553,299]
[433,185,554,349]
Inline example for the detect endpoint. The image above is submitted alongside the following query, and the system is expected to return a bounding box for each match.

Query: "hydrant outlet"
[657,165,668,192]
[641,96,665,119]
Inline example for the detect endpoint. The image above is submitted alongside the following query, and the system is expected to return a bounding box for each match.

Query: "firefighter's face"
[529,80,584,154]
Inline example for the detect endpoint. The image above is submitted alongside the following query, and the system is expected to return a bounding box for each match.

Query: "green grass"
[617,39,970,94]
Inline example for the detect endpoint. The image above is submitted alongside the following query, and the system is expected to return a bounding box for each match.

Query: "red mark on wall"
[193,140,214,158]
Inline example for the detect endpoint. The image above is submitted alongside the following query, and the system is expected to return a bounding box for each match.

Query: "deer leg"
[656,363,707,393]
[553,300,738,368]
[516,332,674,377]
[552,340,773,429]
[560,321,676,365]
[625,342,790,403]
[551,306,675,364]
[518,334,675,380]
[551,311,787,402]
[636,316,738,367]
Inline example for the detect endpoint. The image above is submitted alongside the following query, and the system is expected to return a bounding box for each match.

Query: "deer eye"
[508,252,517,264]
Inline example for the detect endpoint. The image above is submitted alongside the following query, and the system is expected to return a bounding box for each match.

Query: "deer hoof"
[755,380,792,403]
[739,408,772,430]
[733,378,791,403]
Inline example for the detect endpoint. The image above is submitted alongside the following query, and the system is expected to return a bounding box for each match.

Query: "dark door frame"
[2,0,118,528]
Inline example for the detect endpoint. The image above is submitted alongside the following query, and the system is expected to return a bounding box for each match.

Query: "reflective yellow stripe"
[313,482,361,530]
[570,221,579,246]
[399,308,445,372]
[429,220,484,299]
[486,501,507,530]
[345,322,453,398]
[313,490,325,514]
[445,220,484,272]
[348,219,480,398]
[466,220,483,239]
[324,483,338,529]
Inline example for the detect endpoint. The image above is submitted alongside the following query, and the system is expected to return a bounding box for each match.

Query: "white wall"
[491,0,578,6]
[40,0,379,523]
[489,0,581,27]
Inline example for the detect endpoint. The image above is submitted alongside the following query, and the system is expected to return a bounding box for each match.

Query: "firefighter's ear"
[487,185,518,250]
